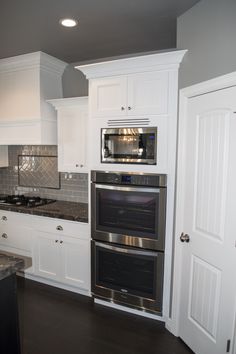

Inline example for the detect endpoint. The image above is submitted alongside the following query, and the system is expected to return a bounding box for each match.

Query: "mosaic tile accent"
[0,146,88,203]
[18,155,60,189]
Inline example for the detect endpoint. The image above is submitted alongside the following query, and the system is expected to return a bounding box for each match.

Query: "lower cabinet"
[0,211,32,256]
[32,218,90,292]
[0,211,90,294]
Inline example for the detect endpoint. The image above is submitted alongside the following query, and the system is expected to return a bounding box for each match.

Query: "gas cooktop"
[0,195,56,208]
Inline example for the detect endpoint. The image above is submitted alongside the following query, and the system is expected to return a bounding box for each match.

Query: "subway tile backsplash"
[0,146,88,203]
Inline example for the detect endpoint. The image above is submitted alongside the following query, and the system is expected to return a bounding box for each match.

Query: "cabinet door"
[127,71,169,116]
[90,76,127,117]
[60,236,90,290]
[33,231,60,281]
[58,107,87,172]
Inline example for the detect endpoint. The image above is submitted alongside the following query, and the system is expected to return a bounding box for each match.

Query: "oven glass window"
[96,188,159,239]
[96,245,158,299]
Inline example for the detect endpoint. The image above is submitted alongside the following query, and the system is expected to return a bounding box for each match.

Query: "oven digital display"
[121,175,132,183]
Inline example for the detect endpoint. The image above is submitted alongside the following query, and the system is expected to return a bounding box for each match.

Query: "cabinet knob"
[1,216,7,221]
[121,106,125,111]
[56,225,63,231]
[76,164,79,167]
[2,233,8,239]
[55,239,59,243]
[60,240,63,244]
[128,106,132,110]
[80,164,83,168]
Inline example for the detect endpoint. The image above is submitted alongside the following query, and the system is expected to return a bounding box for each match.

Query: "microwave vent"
[107,118,150,127]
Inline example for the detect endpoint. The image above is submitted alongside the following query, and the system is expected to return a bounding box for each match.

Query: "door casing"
[166,71,236,337]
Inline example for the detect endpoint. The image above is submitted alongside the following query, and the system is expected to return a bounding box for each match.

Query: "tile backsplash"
[0,146,88,203]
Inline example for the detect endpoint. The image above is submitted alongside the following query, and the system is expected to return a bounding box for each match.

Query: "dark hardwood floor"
[17,277,193,354]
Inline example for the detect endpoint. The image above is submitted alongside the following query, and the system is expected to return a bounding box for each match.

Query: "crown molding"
[0,51,67,75]
[48,96,88,110]
[75,50,187,79]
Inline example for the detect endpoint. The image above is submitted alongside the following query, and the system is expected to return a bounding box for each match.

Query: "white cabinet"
[48,97,88,172]
[32,216,90,291]
[0,146,8,167]
[90,76,127,117]
[89,71,169,118]
[0,211,32,255]
[33,231,60,281]
[0,52,66,145]
[60,236,89,290]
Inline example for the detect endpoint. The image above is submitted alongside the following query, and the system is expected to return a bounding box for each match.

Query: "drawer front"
[0,210,32,252]
[32,216,89,240]
[0,224,32,252]
[0,210,31,226]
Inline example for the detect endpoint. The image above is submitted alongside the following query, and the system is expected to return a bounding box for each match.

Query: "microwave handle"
[94,184,160,194]
[95,241,159,257]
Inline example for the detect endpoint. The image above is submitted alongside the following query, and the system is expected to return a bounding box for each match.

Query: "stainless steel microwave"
[101,127,157,164]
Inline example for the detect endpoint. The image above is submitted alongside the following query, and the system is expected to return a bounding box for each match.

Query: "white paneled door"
[178,86,236,354]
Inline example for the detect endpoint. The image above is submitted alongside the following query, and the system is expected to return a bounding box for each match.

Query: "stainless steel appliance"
[101,127,157,164]
[91,171,166,251]
[91,241,164,314]
[91,171,167,314]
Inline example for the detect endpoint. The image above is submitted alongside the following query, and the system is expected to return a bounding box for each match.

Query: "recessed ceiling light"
[59,18,78,28]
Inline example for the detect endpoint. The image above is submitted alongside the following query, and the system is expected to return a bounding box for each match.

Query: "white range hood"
[0,52,67,145]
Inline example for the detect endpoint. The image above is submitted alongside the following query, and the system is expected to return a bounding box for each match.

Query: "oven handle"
[95,241,159,257]
[94,184,160,193]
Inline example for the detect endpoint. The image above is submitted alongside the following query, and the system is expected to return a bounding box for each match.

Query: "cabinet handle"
[80,164,83,168]
[76,164,79,167]
[60,240,63,244]
[1,216,7,221]
[128,106,132,110]
[55,239,59,243]
[56,225,63,231]
[121,106,125,111]
[2,233,8,239]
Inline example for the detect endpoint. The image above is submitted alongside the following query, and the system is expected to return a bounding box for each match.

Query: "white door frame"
[166,71,236,337]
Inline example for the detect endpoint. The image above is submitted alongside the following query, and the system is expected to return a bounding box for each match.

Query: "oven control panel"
[91,171,167,187]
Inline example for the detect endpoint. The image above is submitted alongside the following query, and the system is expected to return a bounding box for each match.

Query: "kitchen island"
[0,252,31,354]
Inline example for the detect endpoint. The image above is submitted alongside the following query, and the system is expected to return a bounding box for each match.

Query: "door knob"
[180,232,190,243]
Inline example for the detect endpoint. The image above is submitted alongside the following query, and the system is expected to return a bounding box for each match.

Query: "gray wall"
[177,0,236,88]
[62,65,88,98]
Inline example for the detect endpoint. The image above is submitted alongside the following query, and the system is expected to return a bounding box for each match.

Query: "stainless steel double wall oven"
[91,170,167,314]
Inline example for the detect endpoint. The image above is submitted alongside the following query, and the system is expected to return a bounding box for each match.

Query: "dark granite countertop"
[0,251,32,281]
[0,200,88,223]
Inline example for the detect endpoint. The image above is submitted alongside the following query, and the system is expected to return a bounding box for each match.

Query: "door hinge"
[226,339,231,353]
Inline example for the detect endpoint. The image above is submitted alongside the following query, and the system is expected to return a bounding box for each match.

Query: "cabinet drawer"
[0,224,31,252]
[0,210,31,225]
[0,210,32,252]
[32,216,89,240]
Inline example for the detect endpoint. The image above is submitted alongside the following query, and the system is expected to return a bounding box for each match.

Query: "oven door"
[91,183,166,250]
[91,241,164,314]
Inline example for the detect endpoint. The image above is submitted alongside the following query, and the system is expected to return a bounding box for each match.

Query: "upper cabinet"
[90,76,127,117]
[0,52,67,145]
[48,97,88,173]
[75,50,187,173]
[90,71,169,118]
